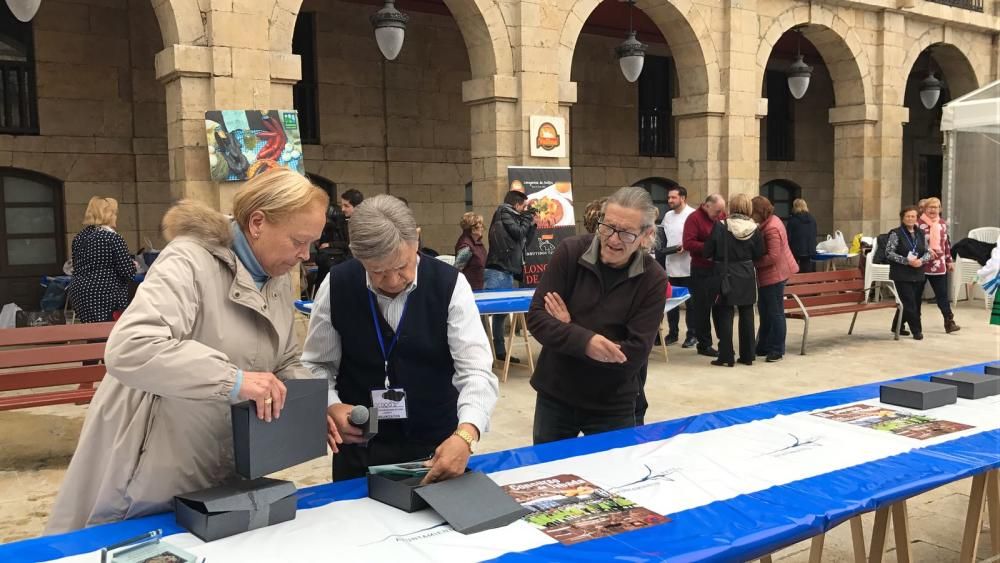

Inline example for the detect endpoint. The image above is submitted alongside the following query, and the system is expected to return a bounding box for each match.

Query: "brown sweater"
[527,235,668,413]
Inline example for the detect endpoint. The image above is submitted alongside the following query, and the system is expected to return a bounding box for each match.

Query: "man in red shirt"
[682,194,727,356]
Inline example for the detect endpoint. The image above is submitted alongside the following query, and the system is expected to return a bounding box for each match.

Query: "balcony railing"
[925,0,983,12]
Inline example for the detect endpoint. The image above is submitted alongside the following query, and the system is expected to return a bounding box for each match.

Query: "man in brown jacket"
[527,187,667,444]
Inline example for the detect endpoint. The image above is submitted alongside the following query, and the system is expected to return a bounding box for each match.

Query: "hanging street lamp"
[371,0,409,61]
[615,0,646,83]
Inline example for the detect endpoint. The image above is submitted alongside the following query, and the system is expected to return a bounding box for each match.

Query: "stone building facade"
[0,0,996,306]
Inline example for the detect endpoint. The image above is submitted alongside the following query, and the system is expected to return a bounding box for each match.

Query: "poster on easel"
[205,110,305,182]
[507,166,575,287]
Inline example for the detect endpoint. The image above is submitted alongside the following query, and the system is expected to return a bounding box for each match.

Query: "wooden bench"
[783,270,902,355]
[0,322,115,411]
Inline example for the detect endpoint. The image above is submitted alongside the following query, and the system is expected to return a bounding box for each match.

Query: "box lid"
[932,371,1000,384]
[175,478,296,514]
[882,380,955,393]
[414,471,530,534]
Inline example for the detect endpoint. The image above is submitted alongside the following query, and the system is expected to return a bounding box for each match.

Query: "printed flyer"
[501,474,668,545]
[507,166,575,287]
[812,404,973,440]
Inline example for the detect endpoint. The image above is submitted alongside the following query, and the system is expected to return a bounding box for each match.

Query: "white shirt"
[301,259,499,434]
[661,204,696,278]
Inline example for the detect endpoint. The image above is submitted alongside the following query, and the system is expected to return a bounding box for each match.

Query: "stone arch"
[151,0,205,47]
[267,0,513,78]
[900,32,982,105]
[757,5,872,107]
[558,0,719,98]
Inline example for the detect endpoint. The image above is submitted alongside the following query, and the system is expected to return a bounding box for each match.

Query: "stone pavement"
[0,301,997,561]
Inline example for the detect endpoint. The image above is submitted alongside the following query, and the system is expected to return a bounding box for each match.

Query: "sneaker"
[766,354,783,363]
[697,347,719,358]
[665,334,679,345]
[681,337,698,349]
[495,354,521,364]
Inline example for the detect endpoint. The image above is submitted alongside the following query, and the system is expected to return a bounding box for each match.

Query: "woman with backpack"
[917,197,960,333]
[885,205,932,340]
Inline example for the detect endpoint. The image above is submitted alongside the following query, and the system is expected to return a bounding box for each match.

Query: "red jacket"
[683,206,726,270]
[755,214,799,287]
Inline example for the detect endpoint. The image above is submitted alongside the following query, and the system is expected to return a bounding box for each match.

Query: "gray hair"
[348,194,419,261]
[602,186,658,229]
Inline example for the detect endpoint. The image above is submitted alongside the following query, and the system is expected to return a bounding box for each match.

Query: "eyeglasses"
[596,221,639,244]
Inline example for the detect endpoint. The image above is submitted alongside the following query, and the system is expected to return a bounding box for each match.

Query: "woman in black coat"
[704,194,765,367]
[787,198,818,273]
[67,197,136,323]
[886,205,931,340]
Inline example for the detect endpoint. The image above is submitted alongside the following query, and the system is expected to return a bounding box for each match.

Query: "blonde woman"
[47,169,330,534]
[454,212,486,290]
[67,197,137,323]
[917,197,960,333]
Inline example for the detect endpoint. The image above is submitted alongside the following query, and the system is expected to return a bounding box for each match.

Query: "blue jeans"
[756,281,787,356]
[483,268,514,357]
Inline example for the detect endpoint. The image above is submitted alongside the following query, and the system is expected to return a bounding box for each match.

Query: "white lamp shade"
[6,0,41,22]
[374,26,405,61]
[919,88,941,110]
[619,55,644,83]
[787,75,810,100]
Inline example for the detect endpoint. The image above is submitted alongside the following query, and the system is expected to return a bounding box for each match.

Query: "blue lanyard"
[368,290,409,388]
[901,228,918,253]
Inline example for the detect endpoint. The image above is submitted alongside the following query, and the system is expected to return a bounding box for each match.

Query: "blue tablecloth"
[474,286,690,315]
[5,361,996,562]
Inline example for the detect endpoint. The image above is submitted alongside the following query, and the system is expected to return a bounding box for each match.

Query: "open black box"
[367,470,530,534]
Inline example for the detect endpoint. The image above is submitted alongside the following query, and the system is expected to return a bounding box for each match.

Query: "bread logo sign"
[535,122,560,151]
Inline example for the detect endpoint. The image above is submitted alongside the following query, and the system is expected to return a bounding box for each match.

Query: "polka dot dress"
[67,226,137,323]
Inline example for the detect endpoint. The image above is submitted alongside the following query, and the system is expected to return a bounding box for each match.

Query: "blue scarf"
[231,223,269,290]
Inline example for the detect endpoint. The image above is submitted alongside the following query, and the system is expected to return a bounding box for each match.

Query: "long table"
[5,362,998,563]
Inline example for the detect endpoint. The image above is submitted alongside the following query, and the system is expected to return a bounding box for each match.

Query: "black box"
[930,371,1000,399]
[174,478,297,542]
[985,363,1000,377]
[880,380,957,410]
[231,378,327,479]
[368,470,530,535]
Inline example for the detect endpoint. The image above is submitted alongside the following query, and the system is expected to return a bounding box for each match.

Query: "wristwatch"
[452,429,478,454]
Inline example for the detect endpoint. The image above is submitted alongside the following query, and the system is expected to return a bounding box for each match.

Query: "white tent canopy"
[941,80,1000,242]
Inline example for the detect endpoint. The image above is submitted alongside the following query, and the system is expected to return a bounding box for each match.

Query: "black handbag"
[719,222,732,297]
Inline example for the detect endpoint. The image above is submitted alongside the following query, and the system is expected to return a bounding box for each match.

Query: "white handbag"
[816,230,849,254]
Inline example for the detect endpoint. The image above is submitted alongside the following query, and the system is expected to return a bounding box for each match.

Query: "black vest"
[889,226,927,283]
[329,255,459,445]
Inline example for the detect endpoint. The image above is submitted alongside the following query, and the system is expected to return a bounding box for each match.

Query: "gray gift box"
[930,371,1000,399]
[984,363,1000,377]
[231,378,327,479]
[880,380,957,410]
[174,478,297,542]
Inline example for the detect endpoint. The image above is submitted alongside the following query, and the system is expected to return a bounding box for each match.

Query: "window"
[464,181,473,211]
[765,70,794,161]
[0,169,65,307]
[292,13,319,144]
[760,179,801,220]
[638,56,673,157]
[633,177,678,220]
[0,11,38,135]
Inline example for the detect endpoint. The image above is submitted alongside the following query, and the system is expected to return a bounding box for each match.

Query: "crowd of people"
[49,170,973,535]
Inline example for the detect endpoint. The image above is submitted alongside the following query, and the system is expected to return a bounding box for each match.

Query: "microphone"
[348,405,378,444]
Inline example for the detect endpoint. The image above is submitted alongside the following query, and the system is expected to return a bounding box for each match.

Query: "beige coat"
[46,205,311,534]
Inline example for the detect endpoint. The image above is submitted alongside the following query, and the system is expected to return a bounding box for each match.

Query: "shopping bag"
[816,230,849,254]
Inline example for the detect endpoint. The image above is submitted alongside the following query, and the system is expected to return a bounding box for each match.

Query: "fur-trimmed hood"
[161,199,234,248]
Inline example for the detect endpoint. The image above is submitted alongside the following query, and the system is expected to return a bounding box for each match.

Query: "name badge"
[371,387,408,420]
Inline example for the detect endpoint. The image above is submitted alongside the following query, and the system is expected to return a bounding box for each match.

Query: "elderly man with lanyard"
[302,195,499,483]
[527,186,667,444]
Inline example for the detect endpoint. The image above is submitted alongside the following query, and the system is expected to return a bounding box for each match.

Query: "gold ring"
[264,397,273,405]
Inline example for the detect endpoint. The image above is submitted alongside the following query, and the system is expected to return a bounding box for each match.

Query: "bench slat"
[0,389,96,411]
[786,302,897,318]
[785,280,864,297]
[787,270,861,284]
[0,365,106,392]
[0,342,106,369]
[785,293,866,309]
[0,322,115,347]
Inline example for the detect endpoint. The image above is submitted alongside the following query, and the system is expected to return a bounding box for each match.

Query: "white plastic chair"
[436,254,456,267]
[864,238,894,302]
[952,227,1000,306]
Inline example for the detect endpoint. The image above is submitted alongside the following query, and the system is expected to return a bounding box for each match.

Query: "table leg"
[868,506,891,563]
[658,324,668,362]
[503,314,515,384]
[518,313,535,373]
[987,469,1000,557]
[960,472,989,563]
[484,315,495,359]
[850,515,866,563]
[891,501,912,563]
[759,555,773,563]
[808,533,825,563]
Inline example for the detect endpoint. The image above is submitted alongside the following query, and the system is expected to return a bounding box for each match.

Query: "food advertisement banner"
[205,110,305,182]
[529,115,567,158]
[508,166,575,287]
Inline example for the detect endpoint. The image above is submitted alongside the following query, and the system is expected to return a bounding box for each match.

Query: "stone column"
[829,104,879,238]
[673,94,725,201]
[718,0,762,197]
[154,9,302,213]
[463,76,521,217]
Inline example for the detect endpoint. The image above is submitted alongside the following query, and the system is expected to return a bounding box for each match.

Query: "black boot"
[944,312,961,334]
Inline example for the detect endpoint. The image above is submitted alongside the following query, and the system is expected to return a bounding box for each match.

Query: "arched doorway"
[760,179,802,220]
[0,169,66,308]
[633,177,678,219]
